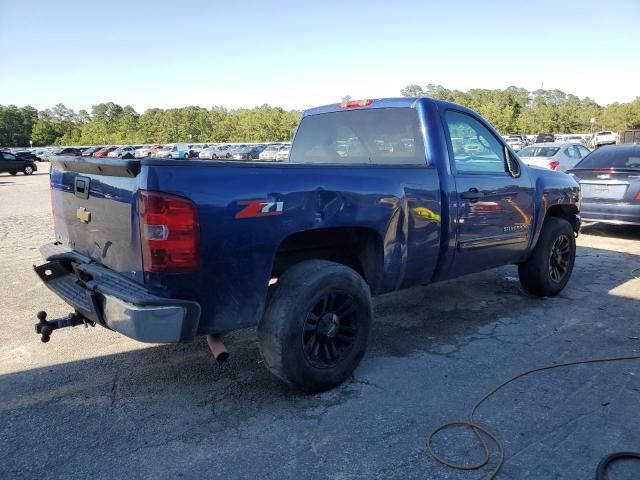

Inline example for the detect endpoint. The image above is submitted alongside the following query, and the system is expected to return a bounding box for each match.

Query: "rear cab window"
[289,108,426,165]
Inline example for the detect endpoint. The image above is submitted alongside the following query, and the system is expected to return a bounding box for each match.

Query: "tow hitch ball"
[35,311,95,343]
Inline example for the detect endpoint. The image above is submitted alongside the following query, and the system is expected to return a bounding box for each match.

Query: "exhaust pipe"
[207,334,229,362]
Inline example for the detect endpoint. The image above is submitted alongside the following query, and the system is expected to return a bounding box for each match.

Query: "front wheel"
[518,217,576,297]
[258,260,372,393]
[23,165,34,175]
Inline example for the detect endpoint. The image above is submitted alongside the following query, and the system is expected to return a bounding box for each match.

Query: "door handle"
[461,188,484,201]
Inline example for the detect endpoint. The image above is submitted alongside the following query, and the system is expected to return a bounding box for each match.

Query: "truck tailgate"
[50,157,144,283]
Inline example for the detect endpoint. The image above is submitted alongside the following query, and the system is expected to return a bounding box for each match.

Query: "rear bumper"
[580,201,640,226]
[34,243,201,342]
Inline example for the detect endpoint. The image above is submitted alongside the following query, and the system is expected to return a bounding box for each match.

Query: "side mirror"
[504,146,521,178]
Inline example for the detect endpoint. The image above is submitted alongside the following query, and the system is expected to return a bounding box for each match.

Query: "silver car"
[518,142,591,172]
[275,145,291,161]
[505,135,527,152]
[258,144,285,161]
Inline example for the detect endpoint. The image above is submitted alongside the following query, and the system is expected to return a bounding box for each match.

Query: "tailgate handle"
[74,177,90,199]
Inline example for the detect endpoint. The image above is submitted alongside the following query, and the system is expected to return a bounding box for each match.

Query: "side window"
[4,153,16,160]
[445,110,507,174]
[565,145,580,159]
[577,145,591,157]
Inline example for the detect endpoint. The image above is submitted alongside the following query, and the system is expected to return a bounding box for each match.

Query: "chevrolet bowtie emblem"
[77,207,91,224]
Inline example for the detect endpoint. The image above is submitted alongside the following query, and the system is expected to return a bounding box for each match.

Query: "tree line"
[1,85,639,147]
[0,103,302,147]
[401,84,640,135]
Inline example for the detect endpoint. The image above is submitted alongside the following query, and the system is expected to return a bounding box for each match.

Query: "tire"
[184,152,190,159]
[258,260,372,393]
[23,165,34,175]
[518,217,576,297]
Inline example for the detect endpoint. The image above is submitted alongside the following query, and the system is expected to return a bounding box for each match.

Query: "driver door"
[443,109,534,277]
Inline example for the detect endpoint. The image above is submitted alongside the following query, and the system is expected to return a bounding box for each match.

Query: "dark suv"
[535,133,555,143]
[0,151,38,175]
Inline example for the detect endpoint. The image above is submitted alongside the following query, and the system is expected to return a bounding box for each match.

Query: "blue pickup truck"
[34,98,581,392]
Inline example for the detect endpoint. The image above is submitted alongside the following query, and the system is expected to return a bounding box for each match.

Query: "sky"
[1,0,639,113]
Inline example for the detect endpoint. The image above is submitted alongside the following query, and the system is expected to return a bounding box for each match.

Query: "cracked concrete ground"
[1,164,639,479]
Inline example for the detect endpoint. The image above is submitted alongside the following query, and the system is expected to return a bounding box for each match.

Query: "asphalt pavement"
[1,164,639,479]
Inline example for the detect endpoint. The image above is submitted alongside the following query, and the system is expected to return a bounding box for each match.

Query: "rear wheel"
[518,217,576,297]
[258,260,372,393]
[23,165,34,175]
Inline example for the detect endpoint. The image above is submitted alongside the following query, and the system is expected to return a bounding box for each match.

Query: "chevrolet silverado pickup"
[33,97,581,392]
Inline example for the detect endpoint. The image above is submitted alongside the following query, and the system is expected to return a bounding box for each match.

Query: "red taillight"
[549,161,559,170]
[635,191,640,201]
[137,191,200,272]
[338,99,373,109]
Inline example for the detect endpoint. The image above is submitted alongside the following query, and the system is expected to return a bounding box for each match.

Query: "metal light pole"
[590,117,596,134]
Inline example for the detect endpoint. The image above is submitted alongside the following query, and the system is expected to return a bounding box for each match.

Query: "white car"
[275,145,291,161]
[198,146,216,159]
[565,135,585,144]
[518,142,591,172]
[107,146,136,158]
[258,144,285,161]
[152,145,173,158]
[588,131,616,149]
[135,145,162,158]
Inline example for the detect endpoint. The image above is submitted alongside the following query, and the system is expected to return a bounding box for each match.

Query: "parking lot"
[0,165,639,479]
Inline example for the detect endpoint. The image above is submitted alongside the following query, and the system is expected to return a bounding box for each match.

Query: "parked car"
[588,131,616,149]
[568,145,640,225]
[151,145,173,158]
[518,142,591,172]
[134,145,163,158]
[188,144,210,158]
[618,130,640,145]
[231,145,267,160]
[33,148,50,159]
[56,147,83,157]
[258,144,285,161]
[275,144,291,161]
[564,135,585,144]
[535,133,555,143]
[505,135,527,151]
[0,150,37,175]
[36,97,580,392]
[212,144,236,159]
[107,146,137,158]
[93,146,117,158]
[166,143,191,159]
[81,147,103,157]
[14,150,42,162]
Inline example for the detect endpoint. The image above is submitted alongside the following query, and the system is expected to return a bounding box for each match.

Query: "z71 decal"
[235,200,284,219]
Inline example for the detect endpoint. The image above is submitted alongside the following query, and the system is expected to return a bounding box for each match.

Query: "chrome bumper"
[34,243,201,343]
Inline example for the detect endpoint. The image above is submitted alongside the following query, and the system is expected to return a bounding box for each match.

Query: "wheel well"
[546,204,580,232]
[271,227,383,292]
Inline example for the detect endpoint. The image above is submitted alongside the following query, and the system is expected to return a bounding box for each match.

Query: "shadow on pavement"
[581,224,640,241]
[1,244,639,479]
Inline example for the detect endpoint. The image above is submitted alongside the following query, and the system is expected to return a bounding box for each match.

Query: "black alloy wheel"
[549,234,571,282]
[302,292,358,369]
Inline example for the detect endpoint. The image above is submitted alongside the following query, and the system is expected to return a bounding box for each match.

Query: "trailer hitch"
[35,311,95,343]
